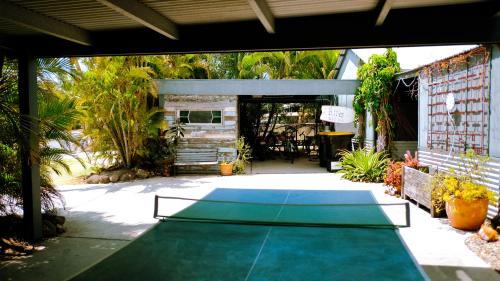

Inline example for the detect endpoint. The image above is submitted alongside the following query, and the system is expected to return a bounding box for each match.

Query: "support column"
[18,55,42,241]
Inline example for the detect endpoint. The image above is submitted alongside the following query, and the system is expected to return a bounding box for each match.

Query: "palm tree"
[0,56,82,213]
[236,50,340,153]
[295,50,340,79]
[155,54,215,79]
[75,56,164,168]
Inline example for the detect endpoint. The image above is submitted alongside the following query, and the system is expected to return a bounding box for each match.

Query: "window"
[179,110,222,124]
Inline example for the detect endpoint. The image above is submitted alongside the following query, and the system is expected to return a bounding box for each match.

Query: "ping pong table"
[70,189,429,281]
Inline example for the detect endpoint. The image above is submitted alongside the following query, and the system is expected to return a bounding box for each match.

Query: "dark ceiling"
[0,0,499,57]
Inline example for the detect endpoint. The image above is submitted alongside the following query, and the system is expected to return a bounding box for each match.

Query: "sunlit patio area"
[1,168,498,281]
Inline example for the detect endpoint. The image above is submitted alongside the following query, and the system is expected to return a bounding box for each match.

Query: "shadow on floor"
[0,210,156,281]
[422,264,500,281]
[249,157,326,174]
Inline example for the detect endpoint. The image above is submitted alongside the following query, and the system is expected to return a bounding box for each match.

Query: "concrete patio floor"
[1,160,499,281]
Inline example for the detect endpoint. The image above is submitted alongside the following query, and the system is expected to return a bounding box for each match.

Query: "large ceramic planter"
[220,163,233,176]
[445,198,489,230]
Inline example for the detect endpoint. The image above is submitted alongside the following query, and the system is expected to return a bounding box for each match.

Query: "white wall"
[335,50,362,134]
[489,45,500,158]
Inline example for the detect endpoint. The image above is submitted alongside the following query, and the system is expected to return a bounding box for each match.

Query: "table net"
[154,195,410,228]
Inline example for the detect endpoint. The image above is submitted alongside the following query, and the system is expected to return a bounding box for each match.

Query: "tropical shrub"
[233,137,252,174]
[0,144,21,214]
[1,57,81,214]
[338,148,389,182]
[383,151,425,196]
[384,161,404,195]
[74,57,164,168]
[137,121,184,175]
[355,49,401,152]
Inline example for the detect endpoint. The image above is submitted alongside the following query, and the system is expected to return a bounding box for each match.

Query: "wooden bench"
[173,148,218,176]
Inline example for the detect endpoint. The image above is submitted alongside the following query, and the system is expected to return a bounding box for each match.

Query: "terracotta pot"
[220,163,233,176]
[445,198,489,230]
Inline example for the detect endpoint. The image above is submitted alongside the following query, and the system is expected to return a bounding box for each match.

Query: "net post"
[154,195,159,218]
[405,202,411,227]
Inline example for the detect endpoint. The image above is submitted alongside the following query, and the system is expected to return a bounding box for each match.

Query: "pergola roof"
[1,0,499,57]
[157,79,359,96]
[3,0,499,242]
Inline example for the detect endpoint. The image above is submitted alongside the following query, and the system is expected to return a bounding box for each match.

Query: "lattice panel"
[422,48,490,155]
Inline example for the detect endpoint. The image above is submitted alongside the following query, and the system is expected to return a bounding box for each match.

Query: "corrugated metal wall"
[418,149,499,219]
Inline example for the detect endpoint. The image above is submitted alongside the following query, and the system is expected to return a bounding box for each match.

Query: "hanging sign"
[320,106,355,123]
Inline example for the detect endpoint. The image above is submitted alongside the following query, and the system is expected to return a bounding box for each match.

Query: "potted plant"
[233,137,252,175]
[219,158,234,176]
[432,149,497,230]
[219,137,252,176]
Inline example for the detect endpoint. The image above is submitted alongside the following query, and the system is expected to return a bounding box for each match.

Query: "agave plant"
[338,148,389,182]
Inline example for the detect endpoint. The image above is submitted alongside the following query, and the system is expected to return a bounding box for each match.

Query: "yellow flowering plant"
[432,149,497,211]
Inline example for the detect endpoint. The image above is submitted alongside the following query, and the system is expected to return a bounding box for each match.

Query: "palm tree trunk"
[262,104,276,140]
[357,112,366,149]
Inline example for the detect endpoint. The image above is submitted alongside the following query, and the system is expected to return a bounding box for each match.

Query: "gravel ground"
[465,234,500,272]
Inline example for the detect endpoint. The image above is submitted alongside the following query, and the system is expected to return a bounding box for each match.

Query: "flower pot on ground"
[445,198,489,230]
[220,162,233,176]
[432,149,497,231]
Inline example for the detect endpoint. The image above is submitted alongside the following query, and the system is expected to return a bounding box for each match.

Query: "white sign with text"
[320,106,355,123]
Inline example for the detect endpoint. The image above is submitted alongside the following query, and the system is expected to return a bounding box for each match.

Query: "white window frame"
[178,110,223,125]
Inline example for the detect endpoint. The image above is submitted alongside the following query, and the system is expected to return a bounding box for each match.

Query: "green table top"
[70,189,428,281]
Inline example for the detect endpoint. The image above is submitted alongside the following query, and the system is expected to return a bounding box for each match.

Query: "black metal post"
[405,202,411,228]
[18,54,42,242]
[153,195,159,218]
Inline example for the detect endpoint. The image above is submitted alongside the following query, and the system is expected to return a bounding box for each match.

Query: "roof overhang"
[156,79,360,96]
[0,1,499,57]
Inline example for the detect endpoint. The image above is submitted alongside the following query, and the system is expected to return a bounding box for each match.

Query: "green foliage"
[1,57,81,214]
[234,50,339,153]
[432,149,497,210]
[354,49,400,151]
[74,57,164,168]
[338,148,389,182]
[0,144,21,214]
[233,137,252,175]
[137,121,184,174]
[234,50,339,79]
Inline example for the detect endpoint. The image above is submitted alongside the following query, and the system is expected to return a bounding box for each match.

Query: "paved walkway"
[1,163,499,281]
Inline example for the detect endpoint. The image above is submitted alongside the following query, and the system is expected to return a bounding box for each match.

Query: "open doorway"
[239,95,340,171]
[391,75,419,159]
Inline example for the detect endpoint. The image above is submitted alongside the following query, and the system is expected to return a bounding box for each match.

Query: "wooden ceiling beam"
[97,0,178,40]
[375,0,393,26]
[248,0,275,33]
[0,0,92,46]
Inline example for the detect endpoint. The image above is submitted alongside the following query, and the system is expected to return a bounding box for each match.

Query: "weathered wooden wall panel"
[164,94,238,174]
